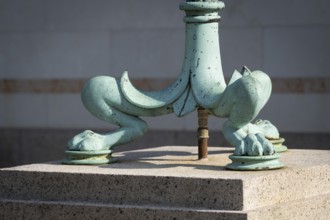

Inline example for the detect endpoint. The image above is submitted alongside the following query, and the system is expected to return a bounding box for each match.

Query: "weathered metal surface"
[226,154,284,170]
[62,150,116,165]
[65,0,286,168]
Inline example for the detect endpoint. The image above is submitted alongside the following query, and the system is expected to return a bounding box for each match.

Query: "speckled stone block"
[0,146,329,219]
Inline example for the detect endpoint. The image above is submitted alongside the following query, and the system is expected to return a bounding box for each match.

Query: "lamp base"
[226,154,284,171]
[269,137,288,153]
[62,150,116,165]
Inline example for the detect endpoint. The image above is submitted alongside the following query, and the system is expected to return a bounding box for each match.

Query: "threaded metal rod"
[197,107,209,160]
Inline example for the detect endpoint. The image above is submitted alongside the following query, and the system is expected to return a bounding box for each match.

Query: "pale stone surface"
[0,146,329,219]
[249,194,330,220]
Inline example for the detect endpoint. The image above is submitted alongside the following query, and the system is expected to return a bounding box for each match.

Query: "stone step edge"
[0,198,246,213]
[2,192,329,212]
[0,170,245,211]
[1,193,329,220]
[1,165,329,212]
[0,199,247,220]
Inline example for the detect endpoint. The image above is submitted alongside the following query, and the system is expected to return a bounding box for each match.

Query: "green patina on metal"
[64,0,285,170]
[226,154,284,171]
[62,150,116,165]
[270,137,288,153]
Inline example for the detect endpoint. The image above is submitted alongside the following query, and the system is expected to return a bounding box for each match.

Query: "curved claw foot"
[234,133,275,156]
[68,130,108,151]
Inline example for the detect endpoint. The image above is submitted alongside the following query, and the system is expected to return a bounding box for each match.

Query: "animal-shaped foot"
[68,130,108,151]
[234,133,275,156]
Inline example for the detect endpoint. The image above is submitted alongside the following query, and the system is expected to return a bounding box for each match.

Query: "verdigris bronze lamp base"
[65,0,285,170]
[270,137,288,153]
[226,154,284,171]
[62,150,116,165]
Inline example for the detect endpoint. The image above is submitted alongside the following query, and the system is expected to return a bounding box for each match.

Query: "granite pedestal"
[0,146,329,219]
